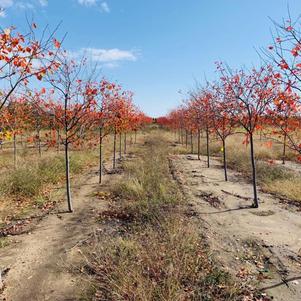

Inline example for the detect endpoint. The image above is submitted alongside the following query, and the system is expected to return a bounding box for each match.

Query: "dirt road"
[0,166,114,301]
[171,154,301,301]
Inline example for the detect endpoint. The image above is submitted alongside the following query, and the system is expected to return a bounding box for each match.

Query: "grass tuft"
[81,131,265,301]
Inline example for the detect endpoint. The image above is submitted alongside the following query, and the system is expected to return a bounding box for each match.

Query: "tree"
[266,90,300,164]
[211,83,236,181]
[0,23,61,111]
[1,96,31,167]
[47,53,96,212]
[189,89,213,167]
[93,79,121,183]
[264,16,301,159]
[218,63,277,208]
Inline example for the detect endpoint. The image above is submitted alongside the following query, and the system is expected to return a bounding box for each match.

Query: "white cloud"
[83,48,137,62]
[16,2,35,10]
[38,0,48,6]
[78,0,96,6]
[69,47,139,67]
[100,1,109,13]
[0,0,13,18]
[0,9,6,17]
[0,0,14,8]
[78,0,110,13]
[0,0,47,17]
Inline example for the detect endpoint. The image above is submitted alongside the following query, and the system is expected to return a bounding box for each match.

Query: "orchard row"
[158,16,301,208]
[0,23,151,212]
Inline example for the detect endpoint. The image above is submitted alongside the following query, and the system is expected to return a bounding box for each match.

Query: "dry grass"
[80,131,266,301]
[111,136,181,224]
[262,178,301,201]
[0,133,120,223]
[84,217,243,301]
[173,131,301,203]
[225,138,301,202]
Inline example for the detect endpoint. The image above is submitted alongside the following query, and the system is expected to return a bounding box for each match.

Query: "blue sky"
[1,0,301,116]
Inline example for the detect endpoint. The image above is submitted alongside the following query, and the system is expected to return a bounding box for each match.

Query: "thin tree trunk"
[65,141,73,212]
[37,129,41,157]
[99,127,103,184]
[124,132,127,154]
[119,132,122,159]
[57,128,60,153]
[113,128,117,169]
[20,134,23,148]
[134,130,137,144]
[206,126,210,168]
[181,128,184,145]
[185,130,188,148]
[197,129,200,160]
[222,138,228,181]
[190,131,193,154]
[282,132,287,165]
[250,133,258,208]
[13,133,17,169]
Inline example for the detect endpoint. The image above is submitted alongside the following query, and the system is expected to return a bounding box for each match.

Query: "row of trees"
[0,23,150,212]
[158,16,301,209]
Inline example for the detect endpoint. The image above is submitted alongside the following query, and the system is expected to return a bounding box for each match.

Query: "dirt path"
[171,154,301,301]
[0,166,116,301]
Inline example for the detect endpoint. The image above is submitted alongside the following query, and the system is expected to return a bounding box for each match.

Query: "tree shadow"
[55,209,72,215]
[260,275,301,291]
[198,205,253,215]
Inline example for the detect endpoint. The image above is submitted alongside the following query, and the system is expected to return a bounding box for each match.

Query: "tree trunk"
[113,128,117,169]
[134,130,137,144]
[20,134,23,148]
[197,129,201,160]
[57,128,60,153]
[206,127,210,168]
[119,132,122,159]
[124,132,127,154]
[65,141,73,212]
[190,131,193,154]
[249,133,259,208]
[13,133,17,169]
[282,132,287,165]
[37,129,42,157]
[222,139,228,181]
[99,127,103,184]
[185,130,188,148]
[181,128,184,145]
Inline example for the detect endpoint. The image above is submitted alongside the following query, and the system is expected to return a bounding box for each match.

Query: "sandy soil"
[170,154,301,301]
[0,165,117,301]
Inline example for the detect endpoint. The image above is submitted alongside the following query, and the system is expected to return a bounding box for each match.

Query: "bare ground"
[0,164,119,301]
[170,154,301,301]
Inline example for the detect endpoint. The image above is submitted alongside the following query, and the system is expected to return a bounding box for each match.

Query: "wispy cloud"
[78,0,110,13]
[15,2,35,10]
[78,0,97,7]
[0,0,13,17]
[0,0,14,8]
[0,0,48,17]
[38,0,48,7]
[70,47,139,68]
[85,48,137,62]
[100,1,109,13]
